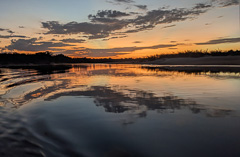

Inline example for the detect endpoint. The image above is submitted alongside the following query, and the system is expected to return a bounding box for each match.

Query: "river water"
[0,64,240,157]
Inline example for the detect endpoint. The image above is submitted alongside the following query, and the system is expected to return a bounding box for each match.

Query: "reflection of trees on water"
[142,66,240,75]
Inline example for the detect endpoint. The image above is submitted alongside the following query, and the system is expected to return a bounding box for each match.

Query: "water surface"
[0,64,240,157]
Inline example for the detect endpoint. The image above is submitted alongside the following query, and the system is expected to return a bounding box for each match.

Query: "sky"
[0,0,239,58]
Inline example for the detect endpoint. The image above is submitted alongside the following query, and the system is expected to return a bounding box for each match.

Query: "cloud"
[195,37,240,45]
[7,30,15,34]
[124,6,208,33]
[135,5,147,10]
[88,10,131,25]
[102,35,128,41]
[0,28,14,34]
[42,4,210,40]
[38,36,44,40]
[51,43,176,57]
[60,38,85,43]
[42,21,129,39]
[213,0,239,7]
[193,3,213,9]
[0,28,7,31]
[0,35,27,38]
[114,0,135,3]
[162,24,176,29]
[6,38,73,51]
[89,10,130,19]
[133,41,142,43]
[19,26,25,28]
[78,52,129,57]
[76,43,176,57]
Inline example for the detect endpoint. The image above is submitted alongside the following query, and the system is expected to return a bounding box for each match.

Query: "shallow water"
[0,64,240,157]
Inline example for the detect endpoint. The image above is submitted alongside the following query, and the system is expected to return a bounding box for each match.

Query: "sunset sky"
[0,0,239,58]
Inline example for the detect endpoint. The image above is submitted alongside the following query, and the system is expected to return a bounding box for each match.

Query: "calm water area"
[0,64,240,157]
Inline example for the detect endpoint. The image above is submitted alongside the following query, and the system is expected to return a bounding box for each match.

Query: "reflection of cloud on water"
[44,86,233,120]
[0,64,237,122]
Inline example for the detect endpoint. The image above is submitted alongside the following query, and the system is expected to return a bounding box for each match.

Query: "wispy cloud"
[133,41,142,43]
[213,0,239,7]
[76,44,177,57]
[114,0,135,3]
[135,5,147,10]
[195,37,240,45]
[60,38,85,43]
[162,25,176,29]
[0,35,28,38]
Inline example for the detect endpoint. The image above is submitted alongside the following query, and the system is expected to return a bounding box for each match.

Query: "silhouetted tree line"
[142,49,240,61]
[0,51,72,64]
[0,50,239,64]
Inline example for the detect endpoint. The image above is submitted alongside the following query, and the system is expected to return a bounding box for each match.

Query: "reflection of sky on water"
[0,64,240,157]
[0,64,239,118]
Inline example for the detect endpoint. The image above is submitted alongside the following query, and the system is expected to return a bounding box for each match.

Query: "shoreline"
[141,56,240,65]
[0,56,240,67]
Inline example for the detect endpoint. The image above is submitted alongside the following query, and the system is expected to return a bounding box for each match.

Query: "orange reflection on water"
[0,64,240,112]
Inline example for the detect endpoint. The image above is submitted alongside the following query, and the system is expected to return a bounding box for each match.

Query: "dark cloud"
[7,30,15,34]
[42,3,213,40]
[135,5,147,10]
[60,38,85,43]
[42,21,128,39]
[6,38,73,51]
[50,38,57,41]
[89,10,130,19]
[102,35,128,41]
[193,3,212,9]
[38,36,43,40]
[133,7,206,26]
[195,37,240,45]
[0,28,8,31]
[133,41,142,43]
[0,28,14,34]
[0,35,27,38]
[125,6,207,33]
[162,24,176,29]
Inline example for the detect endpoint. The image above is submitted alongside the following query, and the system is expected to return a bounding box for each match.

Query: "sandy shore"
[144,56,240,65]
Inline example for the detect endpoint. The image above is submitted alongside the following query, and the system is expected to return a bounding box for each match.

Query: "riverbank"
[1,56,240,67]
[142,56,240,65]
